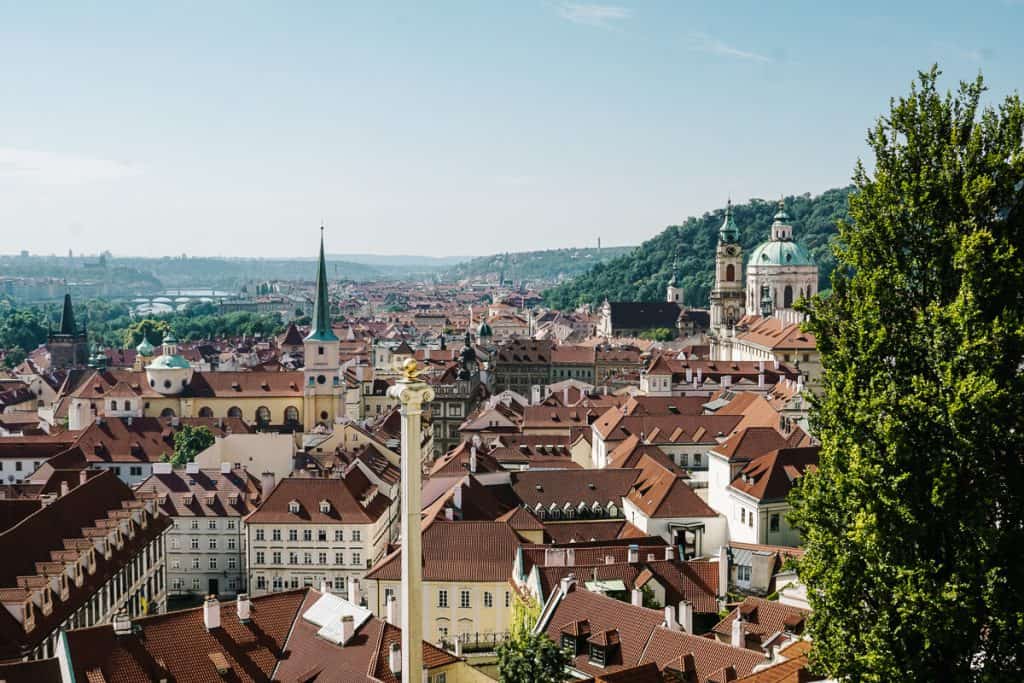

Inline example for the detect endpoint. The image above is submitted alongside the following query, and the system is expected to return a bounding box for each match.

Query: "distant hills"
[542,187,854,310]
[328,254,471,268]
[441,246,634,282]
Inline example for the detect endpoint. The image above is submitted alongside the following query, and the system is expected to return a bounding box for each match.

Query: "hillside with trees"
[542,187,853,309]
[442,246,634,283]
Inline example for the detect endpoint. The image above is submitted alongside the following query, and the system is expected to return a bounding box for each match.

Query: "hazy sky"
[1,1,1020,258]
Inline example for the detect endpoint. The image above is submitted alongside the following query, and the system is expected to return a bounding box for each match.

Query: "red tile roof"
[366,520,521,582]
[711,597,809,648]
[244,476,390,525]
[728,447,819,502]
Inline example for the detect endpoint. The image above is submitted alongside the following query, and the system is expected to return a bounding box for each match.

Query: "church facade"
[709,200,820,374]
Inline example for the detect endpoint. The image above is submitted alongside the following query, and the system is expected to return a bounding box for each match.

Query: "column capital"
[387,379,435,408]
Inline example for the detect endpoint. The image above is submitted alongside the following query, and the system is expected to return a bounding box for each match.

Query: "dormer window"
[559,619,590,655]
[587,629,619,667]
[319,500,331,513]
[288,500,300,514]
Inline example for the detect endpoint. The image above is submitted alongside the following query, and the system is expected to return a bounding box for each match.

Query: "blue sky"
[1,1,1020,258]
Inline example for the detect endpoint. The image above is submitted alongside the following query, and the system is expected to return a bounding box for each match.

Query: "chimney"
[631,588,643,607]
[469,446,477,474]
[718,546,729,599]
[320,579,330,595]
[758,372,765,388]
[185,462,200,475]
[236,593,251,623]
[685,366,692,382]
[220,461,232,474]
[260,472,276,497]
[454,638,463,657]
[388,642,401,675]
[385,595,397,625]
[444,507,454,521]
[605,555,614,565]
[340,614,354,645]
[731,614,743,648]
[565,548,575,566]
[559,574,576,597]
[79,469,88,485]
[203,595,221,631]
[664,546,674,561]
[696,368,703,382]
[664,605,679,630]
[348,578,360,605]
[627,544,639,564]
[60,480,70,497]
[679,601,693,633]
[563,387,569,404]
[112,609,132,636]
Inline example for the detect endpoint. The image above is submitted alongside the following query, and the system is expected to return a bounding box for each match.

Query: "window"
[130,466,142,476]
[111,400,118,411]
[351,552,361,566]
[483,592,493,608]
[227,520,236,530]
[433,674,447,683]
[171,560,181,569]
[273,551,281,564]
[438,590,448,608]
[738,565,752,582]
[209,520,217,530]
[289,529,298,541]
[256,552,265,565]
[170,538,179,550]
[334,530,344,542]
[272,576,283,590]
[589,643,607,667]
[460,590,471,609]
[335,576,347,593]
[304,552,312,565]
[335,552,344,565]
[228,557,237,569]
[303,529,312,542]
[209,538,217,550]
[192,558,201,569]
[289,552,298,565]
[318,552,327,565]
[272,529,281,541]
[352,530,361,542]
[770,514,780,533]
[256,406,271,425]
[749,511,754,527]
[192,577,201,591]
[505,591,511,608]
[191,520,200,530]
[191,538,199,550]
[227,537,236,550]
[384,587,395,604]
[15,462,21,472]
[255,529,265,541]
[209,557,217,570]
[284,406,300,424]
[740,508,745,524]
[694,453,702,466]
[288,501,300,514]
[679,453,689,467]
[256,576,266,590]
[172,578,184,590]
[318,529,327,541]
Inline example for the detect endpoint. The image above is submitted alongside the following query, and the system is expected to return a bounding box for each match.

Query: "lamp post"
[388,359,434,682]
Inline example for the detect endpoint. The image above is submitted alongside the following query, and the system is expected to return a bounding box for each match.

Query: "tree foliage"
[496,629,569,683]
[789,68,1024,682]
[543,188,851,309]
[124,319,172,348]
[638,327,675,342]
[171,425,216,466]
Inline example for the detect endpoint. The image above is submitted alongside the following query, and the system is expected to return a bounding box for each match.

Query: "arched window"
[783,285,794,309]
[725,264,735,282]
[227,406,243,418]
[198,406,214,418]
[160,408,176,418]
[256,406,271,425]
[284,406,300,425]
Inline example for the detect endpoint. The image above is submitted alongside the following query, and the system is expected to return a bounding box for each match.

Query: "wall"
[194,433,294,482]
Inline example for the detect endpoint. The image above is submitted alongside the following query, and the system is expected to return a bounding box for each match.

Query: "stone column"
[388,361,434,683]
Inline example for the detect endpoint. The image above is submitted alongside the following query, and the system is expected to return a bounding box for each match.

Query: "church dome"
[136,338,155,356]
[749,239,814,267]
[148,354,191,369]
[477,320,493,338]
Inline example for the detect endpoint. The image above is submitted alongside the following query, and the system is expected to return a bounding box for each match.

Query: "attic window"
[288,500,300,514]
[319,500,331,513]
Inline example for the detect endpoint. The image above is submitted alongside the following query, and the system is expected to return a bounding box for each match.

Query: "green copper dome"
[148,354,191,369]
[136,338,155,356]
[749,239,814,266]
[719,199,740,244]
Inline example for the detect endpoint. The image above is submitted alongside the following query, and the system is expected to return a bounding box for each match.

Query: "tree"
[789,68,1024,682]
[171,425,216,466]
[496,630,569,683]
[639,327,675,342]
[124,318,171,348]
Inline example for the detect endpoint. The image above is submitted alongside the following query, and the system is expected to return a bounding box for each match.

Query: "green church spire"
[58,293,77,335]
[719,198,740,244]
[305,226,338,342]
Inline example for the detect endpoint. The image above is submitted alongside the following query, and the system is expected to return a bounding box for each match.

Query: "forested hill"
[542,186,853,310]
[441,246,634,282]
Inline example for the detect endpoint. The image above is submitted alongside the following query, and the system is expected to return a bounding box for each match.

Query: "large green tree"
[171,425,216,466]
[790,68,1024,681]
[495,595,569,683]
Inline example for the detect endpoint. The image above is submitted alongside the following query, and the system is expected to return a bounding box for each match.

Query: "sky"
[1,1,1021,258]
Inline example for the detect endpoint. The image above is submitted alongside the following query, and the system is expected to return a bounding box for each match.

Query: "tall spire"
[306,226,338,342]
[59,292,77,335]
[719,198,740,243]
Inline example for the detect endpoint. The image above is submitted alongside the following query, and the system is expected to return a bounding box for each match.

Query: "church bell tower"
[302,227,342,431]
[709,200,745,334]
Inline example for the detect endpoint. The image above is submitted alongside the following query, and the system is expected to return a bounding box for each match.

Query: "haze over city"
[2,0,1021,257]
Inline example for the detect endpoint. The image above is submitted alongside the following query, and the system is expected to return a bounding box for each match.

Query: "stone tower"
[302,227,342,431]
[709,200,745,334]
[48,293,89,368]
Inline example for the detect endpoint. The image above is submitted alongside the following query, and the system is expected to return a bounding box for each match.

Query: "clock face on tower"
[726,246,738,256]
